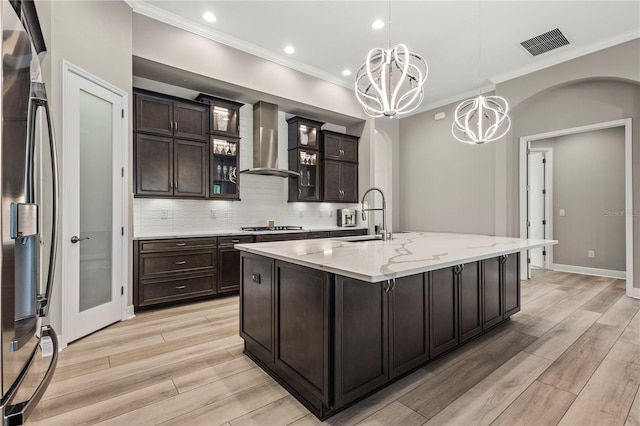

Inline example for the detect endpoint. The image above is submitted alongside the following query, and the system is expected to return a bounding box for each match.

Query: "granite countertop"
[235,231,558,282]
[132,226,369,240]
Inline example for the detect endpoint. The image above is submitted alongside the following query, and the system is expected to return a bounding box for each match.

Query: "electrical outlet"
[210,209,216,219]
[160,209,169,219]
[588,250,595,258]
[559,209,566,217]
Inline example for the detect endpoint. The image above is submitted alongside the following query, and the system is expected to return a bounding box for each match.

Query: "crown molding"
[491,29,640,84]
[126,0,353,90]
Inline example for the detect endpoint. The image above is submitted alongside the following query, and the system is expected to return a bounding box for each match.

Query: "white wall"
[36,0,133,337]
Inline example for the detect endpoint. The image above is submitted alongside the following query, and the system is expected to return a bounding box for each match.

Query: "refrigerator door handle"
[3,326,59,426]
[29,82,59,318]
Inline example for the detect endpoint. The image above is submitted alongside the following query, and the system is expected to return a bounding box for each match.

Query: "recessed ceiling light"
[371,20,384,30]
[284,45,295,54]
[202,12,217,23]
[342,69,352,76]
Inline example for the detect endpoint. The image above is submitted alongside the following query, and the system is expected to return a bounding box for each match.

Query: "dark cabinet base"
[240,252,521,421]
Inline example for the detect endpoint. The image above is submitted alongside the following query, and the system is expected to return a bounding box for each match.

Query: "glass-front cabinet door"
[287,117,324,150]
[211,136,239,199]
[196,94,242,138]
[288,148,320,201]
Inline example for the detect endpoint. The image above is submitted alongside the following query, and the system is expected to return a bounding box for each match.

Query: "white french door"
[62,63,127,344]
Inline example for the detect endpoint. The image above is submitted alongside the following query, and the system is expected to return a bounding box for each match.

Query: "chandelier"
[451,0,511,144]
[451,95,511,144]
[355,44,428,117]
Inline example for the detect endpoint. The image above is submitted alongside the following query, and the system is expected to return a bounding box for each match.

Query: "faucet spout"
[361,187,391,241]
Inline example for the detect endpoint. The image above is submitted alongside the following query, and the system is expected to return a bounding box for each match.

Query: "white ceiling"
[129,1,640,115]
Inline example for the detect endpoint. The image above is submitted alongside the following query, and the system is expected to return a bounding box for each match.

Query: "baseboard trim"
[126,305,136,320]
[551,263,626,280]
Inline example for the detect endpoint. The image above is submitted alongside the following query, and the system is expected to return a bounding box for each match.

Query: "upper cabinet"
[323,131,358,163]
[287,117,324,150]
[196,94,242,138]
[135,91,208,141]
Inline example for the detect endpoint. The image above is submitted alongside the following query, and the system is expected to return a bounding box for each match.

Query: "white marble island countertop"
[235,231,558,282]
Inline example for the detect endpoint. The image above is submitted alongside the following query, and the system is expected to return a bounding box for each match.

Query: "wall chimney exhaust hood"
[239,101,300,178]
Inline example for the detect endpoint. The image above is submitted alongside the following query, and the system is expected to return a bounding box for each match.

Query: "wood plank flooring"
[27,270,639,426]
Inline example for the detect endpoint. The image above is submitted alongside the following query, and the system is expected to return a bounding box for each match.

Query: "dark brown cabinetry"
[240,252,521,420]
[196,94,242,138]
[135,92,208,142]
[134,238,217,308]
[240,253,274,361]
[134,91,209,198]
[322,131,358,203]
[388,274,430,379]
[328,229,368,238]
[210,136,240,198]
[275,262,331,406]
[323,131,358,163]
[323,160,358,203]
[483,253,520,328]
[287,117,324,202]
[134,134,207,198]
[217,235,254,294]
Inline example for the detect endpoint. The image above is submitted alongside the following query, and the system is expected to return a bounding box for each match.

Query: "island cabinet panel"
[458,262,483,343]
[503,253,521,316]
[335,277,388,407]
[429,268,459,357]
[275,262,331,406]
[389,274,430,379]
[483,257,504,329]
[240,254,275,361]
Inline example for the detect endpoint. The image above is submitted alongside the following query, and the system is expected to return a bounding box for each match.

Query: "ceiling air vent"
[520,28,570,56]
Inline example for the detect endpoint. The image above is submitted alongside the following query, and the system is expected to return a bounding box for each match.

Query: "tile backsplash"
[133,104,361,237]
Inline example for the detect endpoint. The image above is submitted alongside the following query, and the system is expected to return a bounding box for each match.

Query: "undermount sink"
[336,235,383,243]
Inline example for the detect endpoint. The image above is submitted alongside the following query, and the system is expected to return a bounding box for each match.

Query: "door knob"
[70,235,90,244]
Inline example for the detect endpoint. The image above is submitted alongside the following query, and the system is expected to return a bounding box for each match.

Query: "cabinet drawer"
[139,274,216,306]
[140,251,215,277]
[139,238,216,252]
[329,229,368,238]
[255,233,307,243]
[306,232,330,239]
[218,235,254,246]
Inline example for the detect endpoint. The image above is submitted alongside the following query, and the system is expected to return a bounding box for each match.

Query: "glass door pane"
[79,90,113,312]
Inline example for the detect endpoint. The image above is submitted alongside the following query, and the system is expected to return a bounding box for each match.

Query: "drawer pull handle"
[231,239,240,243]
[175,285,186,290]
[175,260,187,265]
[175,243,186,247]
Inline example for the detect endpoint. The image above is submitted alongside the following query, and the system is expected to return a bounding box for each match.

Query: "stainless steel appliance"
[337,209,356,227]
[1,1,59,424]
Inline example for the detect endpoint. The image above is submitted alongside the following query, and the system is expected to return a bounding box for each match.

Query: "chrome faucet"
[361,187,391,241]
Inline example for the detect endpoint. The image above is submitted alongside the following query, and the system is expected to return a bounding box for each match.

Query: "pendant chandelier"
[355,3,428,118]
[451,2,510,144]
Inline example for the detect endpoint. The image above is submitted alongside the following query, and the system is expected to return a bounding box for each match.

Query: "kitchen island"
[235,232,557,420]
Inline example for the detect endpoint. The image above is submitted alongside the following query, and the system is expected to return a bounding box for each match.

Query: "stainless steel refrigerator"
[1,0,59,424]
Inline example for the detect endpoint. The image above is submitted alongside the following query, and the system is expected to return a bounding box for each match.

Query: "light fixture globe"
[355,44,428,118]
[451,95,511,144]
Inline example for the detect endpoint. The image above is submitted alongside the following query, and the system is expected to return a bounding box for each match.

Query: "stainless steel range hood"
[239,101,300,178]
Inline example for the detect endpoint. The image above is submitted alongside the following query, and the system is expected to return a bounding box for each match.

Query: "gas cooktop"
[241,226,304,232]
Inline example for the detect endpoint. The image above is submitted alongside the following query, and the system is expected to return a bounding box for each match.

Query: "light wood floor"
[27,270,639,426]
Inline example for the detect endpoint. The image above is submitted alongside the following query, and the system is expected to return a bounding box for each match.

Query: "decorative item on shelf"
[226,142,232,155]
[301,132,309,145]
[354,1,428,118]
[306,170,311,186]
[214,106,229,132]
[216,164,222,180]
[230,143,237,156]
[213,184,221,194]
[222,165,229,180]
[451,0,510,144]
[229,167,237,184]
